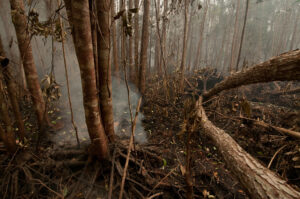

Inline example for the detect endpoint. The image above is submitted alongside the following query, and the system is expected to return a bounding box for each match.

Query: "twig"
[146,166,178,197]
[118,98,142,199]
[268,145,287,169]
[108,147,117,199]
[57,0,80,148]
[32,178,64,198]
[147,192,164,199]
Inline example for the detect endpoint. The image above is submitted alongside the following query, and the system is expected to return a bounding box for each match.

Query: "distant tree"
[138,0,150,94]
[180,0,189,90]
[134,0,140,84]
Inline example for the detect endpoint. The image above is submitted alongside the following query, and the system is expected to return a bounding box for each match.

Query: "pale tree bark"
[204,50,300,100]
[64,0,109,159]
[0,37,25,141]
[160,0,168,73]
[138,0,150,94]
[196,97,300,199]
[10,0,48,128]
[180,0,189,90]
[111,0,120,79]
[235,0,249,72]
[0,75,17,153]
[96,0,115,142]
[134,0,140,84]
[228,0,240,73]
[194,0,209,69]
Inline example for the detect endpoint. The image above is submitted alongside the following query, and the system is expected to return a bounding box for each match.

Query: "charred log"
[204,50,300,100]
[196,97,300,199]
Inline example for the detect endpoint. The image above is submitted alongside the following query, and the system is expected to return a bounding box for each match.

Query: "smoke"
[0,0,147,148]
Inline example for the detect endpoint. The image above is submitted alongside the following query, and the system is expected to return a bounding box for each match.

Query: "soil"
[0,71,299,198]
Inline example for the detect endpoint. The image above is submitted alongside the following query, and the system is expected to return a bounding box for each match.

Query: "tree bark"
[111,0,119,79]
[204,49,300,100]
[134,0,140,85]
[228,0,240,73]
[154,0,161,75]
[10,0,47,128]
[0,37,25,141]
[196,97,300,199]
[194,0,209,68]
[96,0,115,142]
[180,0,189,90]
[64,0,109,159]
[235,0,249,72]
[138,0,150,94]
[128,0,134,81]
[0,76,17,153]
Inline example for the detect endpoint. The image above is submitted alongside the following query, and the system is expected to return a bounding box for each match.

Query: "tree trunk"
[194,0,209,68]
[154,0,161,75]
[134,0,140,85]
[64,0,109,159]
[160,0,168,73]
[235,0,249,72]
[228,0,240,73]
[196,97,300,199]
[138,0,150,94]
[128,0,134,81]
[111,0,119,79]
[96,0,115,142]
[0,75,17,153]
[180,0,189,90]
[10,0,47,128]
[0,37,25,141]
[203,49,300,100]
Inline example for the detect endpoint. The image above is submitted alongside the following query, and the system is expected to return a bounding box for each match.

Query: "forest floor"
[0,70,299,199]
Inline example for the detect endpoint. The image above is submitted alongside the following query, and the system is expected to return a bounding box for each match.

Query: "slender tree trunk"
[120,0,126,71]
[90,0,99,88]
[194,0,209,68]
[9,0,48,128]
[204,50,300,100]
[196,97,300,199]
[134,0,140,84]
[0,75,17,153]
[180,0,189,90]
[0,37,25,141]
[138,0,150,94]
[111,0,119,79]
[289,11,299,51]
[96,0,115,142]
[154,0,161,75]
[235,0,249,72]
[228,0,240,73]
[128,0,134,81]
[160,0,168,73]
[64,0,109,159]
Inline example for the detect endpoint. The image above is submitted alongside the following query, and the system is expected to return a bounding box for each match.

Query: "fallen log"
[203,50,300,100]
[196,97,300,199]
[268,87,300,96]
[240,116,300,139]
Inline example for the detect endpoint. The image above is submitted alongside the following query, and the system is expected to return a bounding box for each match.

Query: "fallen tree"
[196,97,300,199]
[203,49,300,100]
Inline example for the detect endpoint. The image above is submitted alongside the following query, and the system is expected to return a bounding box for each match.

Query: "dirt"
[0,72,299,198]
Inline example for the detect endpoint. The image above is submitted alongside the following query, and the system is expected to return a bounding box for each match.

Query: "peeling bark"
[196,97,300,199]
[204,50,300,100]
[96,0,115,142]
[64,0,109,159]
[10,0,47,128]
